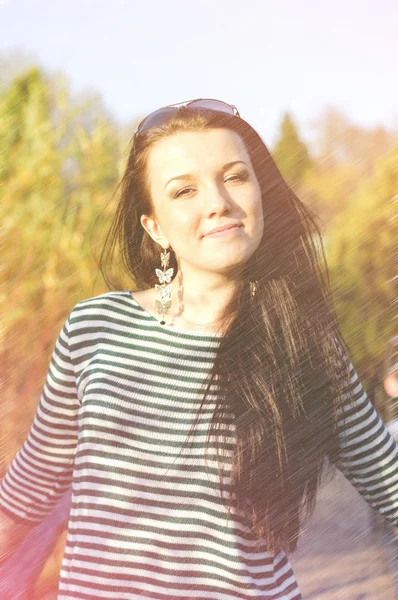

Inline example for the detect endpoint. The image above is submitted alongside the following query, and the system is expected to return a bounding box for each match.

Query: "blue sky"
[0,0,396,146]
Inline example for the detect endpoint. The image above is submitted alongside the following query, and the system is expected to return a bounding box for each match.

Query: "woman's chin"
[202,257,250,275]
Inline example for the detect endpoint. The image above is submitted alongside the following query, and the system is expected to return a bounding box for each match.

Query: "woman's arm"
[0,312,79,527]
[0,506,37,564]
[334,350,398,527]
[0,487,72,596]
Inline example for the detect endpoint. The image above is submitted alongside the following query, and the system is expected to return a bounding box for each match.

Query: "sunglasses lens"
[136,99,237,136]
[137,107,177,133]
[187,99,235,114]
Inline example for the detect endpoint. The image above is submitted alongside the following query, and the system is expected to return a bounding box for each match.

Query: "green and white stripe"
[1,290,397,600]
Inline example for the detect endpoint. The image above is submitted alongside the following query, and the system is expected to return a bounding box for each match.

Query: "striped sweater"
[0,290,397,600]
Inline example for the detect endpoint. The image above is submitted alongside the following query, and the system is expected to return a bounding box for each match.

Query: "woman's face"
[142,128,264,277]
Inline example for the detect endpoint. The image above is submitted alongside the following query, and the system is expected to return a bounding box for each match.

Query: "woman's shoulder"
[68,290,134,322]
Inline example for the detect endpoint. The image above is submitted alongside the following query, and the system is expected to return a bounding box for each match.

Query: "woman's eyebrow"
[164,160,248,189]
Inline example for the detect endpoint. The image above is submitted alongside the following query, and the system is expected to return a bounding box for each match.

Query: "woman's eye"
[226,174,245,182]
[173,173,248,198]
[225,172,250,184]
[174,187,193,198]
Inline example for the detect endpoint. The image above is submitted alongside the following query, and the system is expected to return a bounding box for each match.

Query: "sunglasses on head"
[134,98,240,138]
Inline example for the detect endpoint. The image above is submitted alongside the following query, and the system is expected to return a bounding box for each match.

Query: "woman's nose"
[202,183,232,216]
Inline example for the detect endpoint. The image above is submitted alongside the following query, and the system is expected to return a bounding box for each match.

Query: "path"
[290,468,397,599]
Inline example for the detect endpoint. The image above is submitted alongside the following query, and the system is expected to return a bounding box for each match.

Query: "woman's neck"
[162,271,242,330]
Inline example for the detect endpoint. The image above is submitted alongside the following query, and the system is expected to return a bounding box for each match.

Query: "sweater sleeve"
[334,345,398,527]
[0,312,79,524]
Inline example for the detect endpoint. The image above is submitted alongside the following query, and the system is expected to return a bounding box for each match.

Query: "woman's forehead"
[147,129,249,175]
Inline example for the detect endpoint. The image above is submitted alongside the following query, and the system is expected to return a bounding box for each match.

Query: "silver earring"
[249,280,258,298]
[155,247,174,324]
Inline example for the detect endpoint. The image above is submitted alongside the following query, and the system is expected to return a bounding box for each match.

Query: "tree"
[326,147,397,385]
[310,107,396,177]
[0,62,138,596]
[0,67,123,460]
[272,113,312,189]
[299,107,397,228]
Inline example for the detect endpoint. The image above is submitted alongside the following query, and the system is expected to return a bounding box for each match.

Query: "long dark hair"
[99,107,354,554]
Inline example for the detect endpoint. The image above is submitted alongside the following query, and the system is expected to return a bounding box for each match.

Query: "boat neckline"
[123,290,224,338]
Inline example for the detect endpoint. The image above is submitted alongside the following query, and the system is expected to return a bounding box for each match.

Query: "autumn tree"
[326,147,397,385]
[272,112,312,189]
[300,107,397,226]
[1,67,123,457]
[0,62,141,594]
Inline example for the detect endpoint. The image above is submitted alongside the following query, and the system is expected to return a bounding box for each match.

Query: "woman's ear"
[140,214,169,249]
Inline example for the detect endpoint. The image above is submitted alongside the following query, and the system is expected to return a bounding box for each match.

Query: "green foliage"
[300,108,397,226]
[1,68,123,330]
[272,113,312,189]
[326,148,397,379]
[1,67,127,464]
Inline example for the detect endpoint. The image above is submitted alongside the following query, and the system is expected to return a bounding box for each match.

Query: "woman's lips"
[204,225,242,238]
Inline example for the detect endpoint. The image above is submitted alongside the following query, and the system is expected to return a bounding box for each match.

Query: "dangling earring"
[155,247,174,325]
[249,280,258,298]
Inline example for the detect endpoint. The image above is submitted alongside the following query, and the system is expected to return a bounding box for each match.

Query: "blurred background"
[1,0,397,597]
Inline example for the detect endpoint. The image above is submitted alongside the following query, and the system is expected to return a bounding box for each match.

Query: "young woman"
[1,98,397,600]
